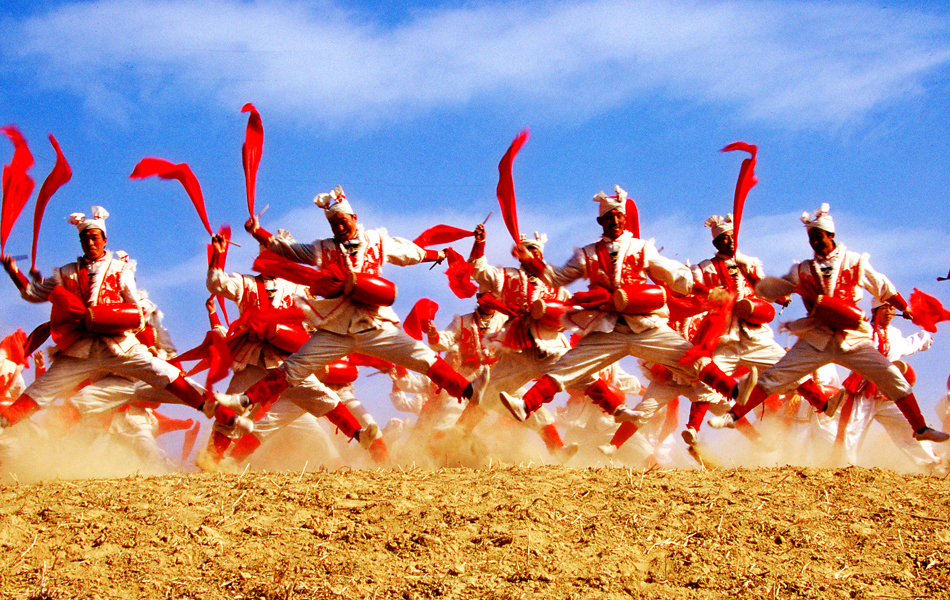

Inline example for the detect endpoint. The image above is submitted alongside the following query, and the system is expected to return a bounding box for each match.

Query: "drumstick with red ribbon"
[241,103,263,219]
[129,157,239,247]
[0,125,35,259]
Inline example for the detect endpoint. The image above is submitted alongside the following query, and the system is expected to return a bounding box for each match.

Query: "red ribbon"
[348,353,395,372]
[413,224,474,247]
[404,298,439,340]
[443,247,477,299]
[252,250,345,298]
[207,224,232,326]
[720,141,758,246]
[625,197,640,238]
[241,103,263,218]
[1,126,35,258]
[0,328,27,366]
[182,421,200,462]
[497,129,529,243]
[909,288,950,333]
[31,134,71,271]
[129,158,213,236]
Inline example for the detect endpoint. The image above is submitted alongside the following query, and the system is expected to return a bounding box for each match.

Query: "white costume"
[821,322,939,469]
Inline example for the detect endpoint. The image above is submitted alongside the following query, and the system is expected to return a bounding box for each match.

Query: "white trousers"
[758,338,912,401]
[26,342,188,408]
[282,324,437,386]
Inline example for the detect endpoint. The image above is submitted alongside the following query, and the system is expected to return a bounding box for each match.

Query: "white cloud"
[7,0,950,130]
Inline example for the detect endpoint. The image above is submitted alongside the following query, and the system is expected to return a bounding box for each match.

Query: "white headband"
[67,206,109,236]
[314,185,354,218]
[594,185,628,217]
[801,203,834,233]
[704,214,734,239]
[512,231,547,256]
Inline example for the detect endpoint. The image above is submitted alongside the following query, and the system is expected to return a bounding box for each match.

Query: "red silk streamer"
[909,288,950,333]
[677,290,736,365]
[207,224,232,326]
[625,198,640,238]
[412,224,474,248]
[204,328,232,389]
[152,411,195,436]
[666,287,708,323]
[476,292,518,318]
[496,129,529,243]
[0,328,27,366]
[252,250,345,298]
[129,158,213,236]
[182,421,201,463]
[24,321,51,359]
[443,247,477,299]
[720,141,758,246]
[570,286,612,310]
[241,103,263,218]
[348,353,396,372]
[404,298,439,340]
[31,134,72,271]
[174,331,216,364]
[1,126,35,258]
[230,305,308,333]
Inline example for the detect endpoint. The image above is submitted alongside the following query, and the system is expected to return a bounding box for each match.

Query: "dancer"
[217,186,473,421]
[499,187,740,424]
[0,206,216,432]
[709,203,948,444]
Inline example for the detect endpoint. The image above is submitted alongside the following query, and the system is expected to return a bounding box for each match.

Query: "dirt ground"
[0,465,947,600]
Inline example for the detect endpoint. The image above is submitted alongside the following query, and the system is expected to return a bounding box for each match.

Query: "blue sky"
[2,0,950,432]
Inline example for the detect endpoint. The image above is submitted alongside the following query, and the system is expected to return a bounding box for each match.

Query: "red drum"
[266,324,310,353]
[530,298,570,329]
[734,297,776,325]
[344,272,397,307]
[612,283,666,315]
[810,295,864,330]
[322,360,359,385]
[85,303,141,334]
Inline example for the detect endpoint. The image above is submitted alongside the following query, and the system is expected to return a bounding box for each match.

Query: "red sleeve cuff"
[250,227,273,246]
[887,293,909,312]
[424,249,441,262]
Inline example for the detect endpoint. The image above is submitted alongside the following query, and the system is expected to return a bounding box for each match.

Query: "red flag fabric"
[0,329,27,366]
[412,224,474,248]
[625,198,640,238]
[909,288,950,333]
[31,134,71,271]
[207,224,232,326]
[677,289,735,365]
[443,247,477,299]
[152,411,195,436]
[348,353,395,372]
[497,129,529,243]
[173,329,231,390]
[182,421,200,463]
[720,141,758,245]
[174,331,217,364]
[24,321,51,360]
[241,103,263,218]
[476,292,518,318]
[1,126,35,257]
[404,298,439,340]
[204,327,232,389]
[252,250,345,298]
[129,158,213,236]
